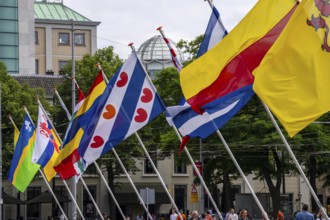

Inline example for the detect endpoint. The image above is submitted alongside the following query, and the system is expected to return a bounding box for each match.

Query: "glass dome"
[137,35,183,79]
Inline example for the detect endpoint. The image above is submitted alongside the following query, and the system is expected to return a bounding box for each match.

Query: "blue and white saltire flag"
[196,5,227,57]
[167,86,254,138]
[165,4,253,145]
[78,52,166,165]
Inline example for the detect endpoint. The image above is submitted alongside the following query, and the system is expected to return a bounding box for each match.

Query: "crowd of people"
[166,203,330,220]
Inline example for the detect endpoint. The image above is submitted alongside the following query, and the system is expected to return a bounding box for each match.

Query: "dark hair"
[302,204,309,211]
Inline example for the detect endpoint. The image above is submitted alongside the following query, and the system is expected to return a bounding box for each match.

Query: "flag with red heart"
[78,52,165,165]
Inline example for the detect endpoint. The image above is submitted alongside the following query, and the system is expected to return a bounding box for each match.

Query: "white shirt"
[171,213,178,220]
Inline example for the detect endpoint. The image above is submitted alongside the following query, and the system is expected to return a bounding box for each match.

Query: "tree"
[0,61,49,176]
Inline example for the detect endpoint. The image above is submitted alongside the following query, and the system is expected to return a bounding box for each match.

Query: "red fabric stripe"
[77,87,85,103]
[179,136,190,156]
[187,3,298,113]
[164,37,170,44]
[87,69,104,95]
[170,48,177,57]
[54,149,80,180]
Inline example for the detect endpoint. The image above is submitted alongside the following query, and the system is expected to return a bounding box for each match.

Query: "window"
[59,60,68,74]
[83,186,97,220]
[34,31,38,44]
[174,185,187,211]
[75,33,85,45]
[27,187,41,219]
[54,186,69,218]
[59,33,70,45]
[174,159,187,174]
[35,59,39,74]
[144,158,156,174]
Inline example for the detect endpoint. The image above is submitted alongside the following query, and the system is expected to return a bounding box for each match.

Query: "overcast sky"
[64,0,257,59]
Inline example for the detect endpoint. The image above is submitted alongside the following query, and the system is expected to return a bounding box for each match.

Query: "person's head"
[230,208,235,214]
[192,211,199,218]
[171,208,176,214]
[241,209,248,219]
[302,204,309,211]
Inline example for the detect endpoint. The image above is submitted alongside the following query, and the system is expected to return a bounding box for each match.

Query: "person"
[205,210,212,220]
[276,210,285,220]
[137,213,144,220]
[239,209,250,220]
[170,208,178,220]
[316,208,330,220]
[189,210,200,220]
[176,209,187,220]
[295,204,314,220]
[226,208,239,220]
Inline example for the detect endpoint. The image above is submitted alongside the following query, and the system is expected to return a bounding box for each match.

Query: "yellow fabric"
[253,0,330,137]
[43,129,61,181]
[180,0,296,100]
[13,123,19,146]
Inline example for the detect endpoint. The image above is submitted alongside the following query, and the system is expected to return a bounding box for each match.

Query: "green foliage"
[0,62,49,174]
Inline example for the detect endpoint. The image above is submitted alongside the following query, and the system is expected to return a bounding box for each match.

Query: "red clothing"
[176,214,187,220]
[277,211,284,220]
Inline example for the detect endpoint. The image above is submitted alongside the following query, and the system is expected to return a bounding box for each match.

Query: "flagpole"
[97,64,155,220]
[0,83,2,220]
[130,44,183,220]
[79,177,104,220]
[262,101,327,218]
[71,19,77,220]
[22,107,69,220]
[157,26,223,218]
[37,100,104,220]
[111,148,154,220]
[54,88,127,220]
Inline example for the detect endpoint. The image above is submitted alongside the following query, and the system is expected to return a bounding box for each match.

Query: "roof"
[34,1,91,21]
[137,35,183,61]
[13,75,65,98]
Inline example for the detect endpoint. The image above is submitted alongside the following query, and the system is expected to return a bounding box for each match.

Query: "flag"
[196,4,227,58]
[13,122,19,146]
[54,70,106,180]
[33,106,60,181]
[180,0,298,113]
[8,115,40,192]
[166,85,254,139]
[253,0,330,137]
[164,4,253,148]
[78,52,166,165]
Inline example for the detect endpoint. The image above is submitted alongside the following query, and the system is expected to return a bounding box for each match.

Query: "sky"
[64,0,258,59]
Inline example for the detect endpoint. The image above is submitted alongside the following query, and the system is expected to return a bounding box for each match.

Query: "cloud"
[64,0,257,58]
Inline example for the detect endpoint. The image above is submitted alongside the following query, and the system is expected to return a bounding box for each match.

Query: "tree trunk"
[107,165,117,220]
[221,170,233,213]
[309,152,318,213]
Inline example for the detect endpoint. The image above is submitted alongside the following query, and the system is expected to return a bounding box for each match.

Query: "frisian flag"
[78,51,166,165]
[32,105,61,181]
[162,4,253,153]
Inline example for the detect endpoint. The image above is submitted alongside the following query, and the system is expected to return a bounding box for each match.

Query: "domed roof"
[137,35,183,61]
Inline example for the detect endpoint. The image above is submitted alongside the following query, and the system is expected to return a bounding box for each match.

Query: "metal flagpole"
[156,26,222,218]
[22,107,69,220]
[97,64,155,220]
[53,89,127,220]
[37,100,103,220]
[0,83,2,219]
[262,101,327,218]
[111,148,154,220]
[71,19,77,220]
[130,44,183,220]
[79,177,104,220]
